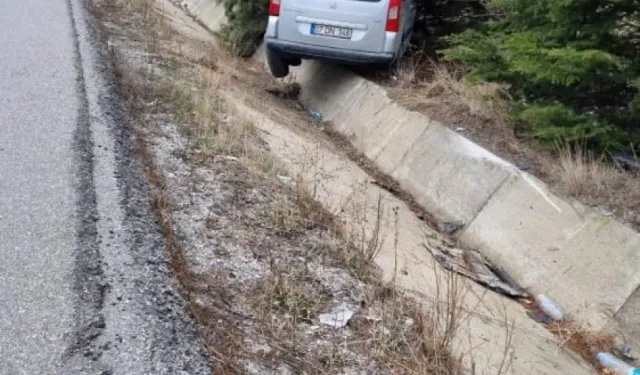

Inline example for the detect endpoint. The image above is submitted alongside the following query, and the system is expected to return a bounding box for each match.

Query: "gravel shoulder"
[66,0,211,373]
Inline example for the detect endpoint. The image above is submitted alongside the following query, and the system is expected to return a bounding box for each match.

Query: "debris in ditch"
[437,220,464,235]
[596,352,640,375]
[318,303,354,328]
[488,264,527,295]
[535,294,565,321]
[596,207,615,217]
[526,310,551,325]
[311,111,323,121]
[426,240,528,298]
[612,151,640,173]
[614,343,638,362]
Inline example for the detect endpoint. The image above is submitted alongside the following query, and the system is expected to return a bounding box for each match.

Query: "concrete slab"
[290,59,326,86]
[368,112,431,173]
[461,173,640,331]
[297,63,366,123]
[347,105,417,162]
[391,123,513,225]
[614,287,640,350]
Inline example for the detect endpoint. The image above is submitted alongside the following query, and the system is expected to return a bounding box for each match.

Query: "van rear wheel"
[267,48,290,78]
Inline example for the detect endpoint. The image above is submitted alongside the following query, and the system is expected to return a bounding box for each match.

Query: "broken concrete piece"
[318,303,354,328]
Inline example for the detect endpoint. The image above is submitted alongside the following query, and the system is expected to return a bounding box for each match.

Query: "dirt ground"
[92,1,465,374]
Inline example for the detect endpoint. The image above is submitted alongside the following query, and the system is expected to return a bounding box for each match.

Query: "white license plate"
[311,24,353,39]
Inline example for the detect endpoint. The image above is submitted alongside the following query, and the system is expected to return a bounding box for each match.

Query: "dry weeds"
[555,142,623,197]
[548,320,614,371]
[554,142,640,226]
[394,58,512,134]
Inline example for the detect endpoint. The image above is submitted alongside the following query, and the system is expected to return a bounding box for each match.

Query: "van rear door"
[277,0,389,53]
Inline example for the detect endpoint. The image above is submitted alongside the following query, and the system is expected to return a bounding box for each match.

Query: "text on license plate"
[311,24,353,39]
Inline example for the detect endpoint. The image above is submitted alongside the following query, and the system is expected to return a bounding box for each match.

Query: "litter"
[404,318,414,327]
[428,240,528,298]
[277,174,293,185]
[612,151,640,172]
[310,111,323,121]
[318,303,354,328]
[535,294,565,321]
[596,352,640,375]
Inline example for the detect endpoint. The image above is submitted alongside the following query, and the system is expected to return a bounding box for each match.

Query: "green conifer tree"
[442,0,640,152]
[217,0,268,57]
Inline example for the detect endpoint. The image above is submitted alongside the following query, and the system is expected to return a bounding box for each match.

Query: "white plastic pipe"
[534,294,565,321]
[596,352,640,375]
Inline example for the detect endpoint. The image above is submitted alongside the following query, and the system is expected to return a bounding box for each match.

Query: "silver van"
[264,0,416,78]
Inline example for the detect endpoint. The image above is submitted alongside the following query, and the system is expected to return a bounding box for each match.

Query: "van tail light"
[385,0,400,32]
[269,0,281,16]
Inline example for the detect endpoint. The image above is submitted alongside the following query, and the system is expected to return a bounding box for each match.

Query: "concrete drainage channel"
[178,1,640,373]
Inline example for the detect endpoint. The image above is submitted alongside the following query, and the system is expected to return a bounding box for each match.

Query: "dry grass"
[554,142,640,227]
[394,58,512,133]
[548,321,614,371]
[555,142,623,198]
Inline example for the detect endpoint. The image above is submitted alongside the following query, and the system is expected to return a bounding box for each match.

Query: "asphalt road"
[0,1,210,374]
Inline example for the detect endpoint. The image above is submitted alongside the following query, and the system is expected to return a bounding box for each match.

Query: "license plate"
[311,24,353,39]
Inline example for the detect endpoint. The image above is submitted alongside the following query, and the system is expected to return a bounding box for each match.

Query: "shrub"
[441,0,640,153]
[216,0,268,57]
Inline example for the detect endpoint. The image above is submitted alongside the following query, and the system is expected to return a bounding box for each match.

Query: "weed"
[395,59,512,132]
[555,141,623,198]
[256,260,326,324]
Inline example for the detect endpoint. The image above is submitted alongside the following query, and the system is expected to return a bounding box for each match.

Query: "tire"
[267,48,290,78]
[288,57,302,67]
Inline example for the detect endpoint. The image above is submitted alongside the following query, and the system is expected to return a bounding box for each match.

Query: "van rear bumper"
[265,38,394,65]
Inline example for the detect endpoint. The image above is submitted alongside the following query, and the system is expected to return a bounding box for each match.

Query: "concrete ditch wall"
[226,92,596,375]
[290,62,640,338]
[180,0,640,350]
